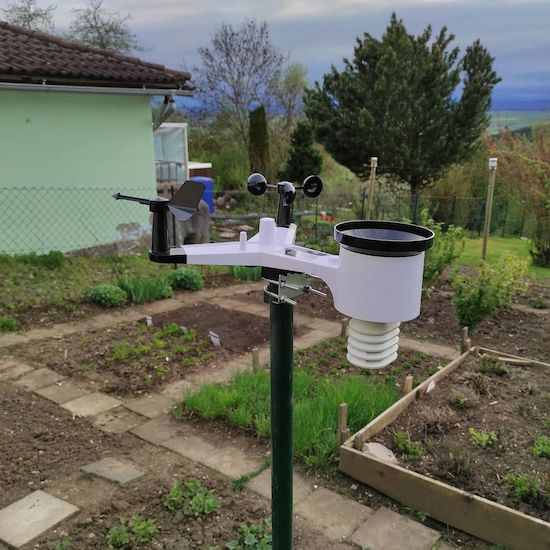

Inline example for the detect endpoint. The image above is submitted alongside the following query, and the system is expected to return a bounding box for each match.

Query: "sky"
[25,0,550,109]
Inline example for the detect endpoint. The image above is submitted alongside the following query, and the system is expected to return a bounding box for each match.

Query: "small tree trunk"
[410,185,420,224]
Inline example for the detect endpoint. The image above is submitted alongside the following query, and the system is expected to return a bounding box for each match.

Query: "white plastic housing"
[347,320,400,369]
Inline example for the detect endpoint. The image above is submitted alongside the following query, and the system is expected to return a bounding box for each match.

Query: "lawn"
[459,236,550,282]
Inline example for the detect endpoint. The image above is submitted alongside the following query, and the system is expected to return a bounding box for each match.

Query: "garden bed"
[404,288,550,360]
[0,381,137,509]
[5,303,282,396]
[340,349,550,549]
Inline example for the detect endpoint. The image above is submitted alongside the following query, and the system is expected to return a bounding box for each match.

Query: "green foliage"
[452,255,528,329]
[85,284,127,307]
[226,519,272,549]
[53,538,72,550]
[279,121,323,183]
[479,356,509,377]
[505,473,543,503]
[17,250,65,269]
[249,105,271,176]
[469,427,498,448]
[0,315,18,332]
[419,209,465,286]
[393,431,424,461]
[129,515,158,544]
[184,367,398,469]
[533,435,550,458]
[118,276,172,304]
[106,523,130,549]
[304,13,500,221]
[232,265,262,281]
[232,459,271,492]
[165,268,204,291]
[111,341,151,362]
[164,480,220,516]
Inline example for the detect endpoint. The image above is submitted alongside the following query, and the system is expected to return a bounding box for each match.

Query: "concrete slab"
[161,379,195,402]
[246,468,314,504]
[81,457,144,485]
[0,490,78,548]
[125,393,174,419]
[93,406,145,434]
[15,368,65,391]
[130,415,182,445]
[0,360,18,372]
[351,507,440,550]
[62,392,121,417]
[296,487,373,542]
[162,434,262,478]
[0,362,34,381]
[35,381,91,404]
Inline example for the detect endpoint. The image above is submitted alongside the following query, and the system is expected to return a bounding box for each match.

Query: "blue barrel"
[190,176,215,213]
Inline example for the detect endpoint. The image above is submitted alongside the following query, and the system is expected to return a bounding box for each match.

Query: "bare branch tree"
[66,0,140,53]
[272,63,308,132]
[2,0,56,32]
[195,19,285,146]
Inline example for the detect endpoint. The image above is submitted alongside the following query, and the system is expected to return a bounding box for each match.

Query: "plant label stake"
[114,173,434,550]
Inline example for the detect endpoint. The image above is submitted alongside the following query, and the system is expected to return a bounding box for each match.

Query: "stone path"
[0,293,457,549]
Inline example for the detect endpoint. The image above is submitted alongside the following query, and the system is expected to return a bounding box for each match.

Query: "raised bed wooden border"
[339,347,550,550]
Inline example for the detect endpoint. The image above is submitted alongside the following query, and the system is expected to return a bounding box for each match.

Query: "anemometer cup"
[302,175,323,198]
[247,173,268,196]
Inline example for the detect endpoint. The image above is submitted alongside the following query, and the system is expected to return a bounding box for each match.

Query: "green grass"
[182,368,398,469]
[459,237,550,281]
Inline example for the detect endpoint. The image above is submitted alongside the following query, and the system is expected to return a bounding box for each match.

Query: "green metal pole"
[270,299,294,550]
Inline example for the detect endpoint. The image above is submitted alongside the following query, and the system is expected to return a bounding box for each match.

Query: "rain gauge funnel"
[114,174,434,550]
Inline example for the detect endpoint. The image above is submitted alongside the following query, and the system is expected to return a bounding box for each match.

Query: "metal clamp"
[263,273,326,305]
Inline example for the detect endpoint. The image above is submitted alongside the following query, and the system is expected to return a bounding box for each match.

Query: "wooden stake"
[252,347,260,372]
[478,346,550,368]
[340,318,349,338]
[403,374,414,395]
[461,327,471,353]
[366,157,378,219]
[482,158,498,260]
[339,403,350,445]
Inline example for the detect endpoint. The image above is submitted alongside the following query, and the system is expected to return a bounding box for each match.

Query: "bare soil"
[404,288,550,360]
[376,354,550,522]
[0,381,137,509]
[5,303,278,396]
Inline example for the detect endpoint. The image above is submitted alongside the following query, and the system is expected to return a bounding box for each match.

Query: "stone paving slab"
[161,379,195,402]
[15,367,65,391]
[62,392,121,417]
[81,457,144,485]
[125,393,174,419]
[0,362,34,381]
[351,507,440,550]
[0,360,18,372]
[35,381,91,404]
[130,414,182,445]
[246,468,314,504]
[162,434,262,479]
[0,490,78,548]
[93,406,145,434]
[295,487,373,542]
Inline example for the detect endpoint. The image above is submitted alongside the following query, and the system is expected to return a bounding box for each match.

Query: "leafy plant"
[231,265,262,281]
[0,315,18,332]
[533,435,550,458]
[18,250,65,269]
[118,276,172,304]
[166,268,204,291]
[393,431,424,461]
[452,255,528,330]
[164,480,220,517]
[226,519,272,549]
[469,427,498,448]
[106,523,130,548]
[85,284,127,307]
[479,356,508,377]
[420,210,465,287]
[111,341,151,362]
[53,538,72,550]
[129,515,158,544]
[505,473,543,504]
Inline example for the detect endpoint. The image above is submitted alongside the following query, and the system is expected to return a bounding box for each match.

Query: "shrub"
[18,250,65,269]
[118,277,172,304]
[85,284,127,307]
[452,255,528,330]
[420,210,465,287]
[106,523,130,548]
[505,473,543,504]
[232,265,262,281]
[166,268,204,291]
[0,315,18,332]
[129,515,158,544]
[533,435,550,458]
[393,431,424,461]
[469,427,498,448]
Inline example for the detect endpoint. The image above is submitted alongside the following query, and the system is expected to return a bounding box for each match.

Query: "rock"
[363,442,399,464]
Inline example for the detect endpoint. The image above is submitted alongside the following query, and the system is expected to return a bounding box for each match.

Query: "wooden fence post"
[341,318,349,338]
[482,158,498,260]
[461,327,471,353]
[339,403,351,445]
[252,347,260,372]
[402,374,414,395]
[366,157,378,219]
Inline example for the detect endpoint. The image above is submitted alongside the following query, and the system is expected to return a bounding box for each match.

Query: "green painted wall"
[0,90,155,253]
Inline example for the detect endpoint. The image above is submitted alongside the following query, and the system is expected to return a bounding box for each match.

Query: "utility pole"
[482,157,498,260]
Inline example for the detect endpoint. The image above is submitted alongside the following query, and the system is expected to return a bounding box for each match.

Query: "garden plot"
[404,288,550,360]
[0,381,137,509]
[5,303,289,396]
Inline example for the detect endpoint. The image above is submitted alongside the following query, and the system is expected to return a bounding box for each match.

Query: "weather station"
[114,173,434,550]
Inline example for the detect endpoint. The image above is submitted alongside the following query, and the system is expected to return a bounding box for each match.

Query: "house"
[0,21,193,254]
